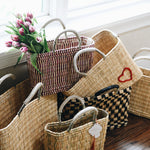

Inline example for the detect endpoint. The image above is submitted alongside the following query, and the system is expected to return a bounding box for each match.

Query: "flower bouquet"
[5,13,50,72]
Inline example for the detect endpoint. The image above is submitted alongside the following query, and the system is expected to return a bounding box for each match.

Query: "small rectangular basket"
[0,82,58,150]
[129,48,150,119]
[27,30,94,96]
[44,106,108,150]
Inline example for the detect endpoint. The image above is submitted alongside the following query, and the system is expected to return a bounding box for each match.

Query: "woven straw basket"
[64,30,142,97]
[0,82,57,150]
[129,48,150,119]
[0,74,31,129]
[27,29,94,96]
[44,106,108,150]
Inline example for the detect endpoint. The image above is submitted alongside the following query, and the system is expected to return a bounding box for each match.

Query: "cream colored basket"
[0,82,57,150]
[129,48,150,119]
[64,30,142,97]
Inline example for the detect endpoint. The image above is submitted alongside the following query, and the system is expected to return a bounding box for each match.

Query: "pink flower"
[11,35,19,41]
[20,43,27,47]
[12,41,20,48]
[29,25,35,33]
[24,21,31,27]
[16,13,22,19]
[27,12,33,19]
[25,17,32,23]
[19,28,24,35]
[36,37,42,43]
[20,47,28,53]
[16,19,24,28]
[5,41,12,47]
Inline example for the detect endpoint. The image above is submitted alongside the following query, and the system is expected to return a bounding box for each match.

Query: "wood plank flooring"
[104,113,150,150]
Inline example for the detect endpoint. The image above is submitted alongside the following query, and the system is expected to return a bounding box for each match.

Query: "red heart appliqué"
[118,67,132,83]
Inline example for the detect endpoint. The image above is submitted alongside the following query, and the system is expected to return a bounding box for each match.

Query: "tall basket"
[27,28,94,96]
[64,31,142,97]
[0,82,58,150]
[129,48,150,119]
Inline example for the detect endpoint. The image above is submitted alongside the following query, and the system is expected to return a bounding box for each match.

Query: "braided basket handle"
[67,106,98,132]
[53,29,81,52]
[74,47,106,76]
[58,95,85,122]
[134,56,150,62]
[133,48,150,59]
[17,82,43,116]
[0,73,16,85]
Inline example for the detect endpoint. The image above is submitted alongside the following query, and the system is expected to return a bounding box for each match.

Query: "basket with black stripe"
[59,85,131,130]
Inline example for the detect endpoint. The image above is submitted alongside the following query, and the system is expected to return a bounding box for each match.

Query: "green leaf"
[5,30,14,34]
[15,53,24,67]
[30,53,41,74]
[30,41,37,53]
[43,29,50,52]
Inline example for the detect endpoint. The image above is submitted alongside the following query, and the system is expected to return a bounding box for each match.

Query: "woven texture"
[44,108,108,150]
[129,68,150,119]
[60,86,131,130]
[0,94,58,150]
[0,79,31,129]
[27,36,94,96]
[64,30,142,97]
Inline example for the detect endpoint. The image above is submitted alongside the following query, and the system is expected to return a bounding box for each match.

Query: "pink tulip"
[21,43,27,47]
[29,25,35,33]
[20,47,28,53]
[24,21,31,27]
[11,35,19,42]
[19,28,24,35]
[16,19,24,28]
[27,12,33,19]
[5,41,12,47]
[16,13,22,19]
[36,37,42,43]
[25,17,32,23]
[12,41,20,48]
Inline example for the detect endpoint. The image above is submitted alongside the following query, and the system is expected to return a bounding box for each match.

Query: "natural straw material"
[44,107,108,150]
[0,83,58,150]
[129,54,150,119]
[27,30,94,96]
[64,30,142,97]
[0,74,31,129]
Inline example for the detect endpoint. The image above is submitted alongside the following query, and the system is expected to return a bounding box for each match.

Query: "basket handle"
[53,29,81,52]
[74,47,106,76]
[58,95,85,122]
[67,106,98,132]
[41,18,66,30]
[0,73,16,85]
[95,85,119,97]
[17,82,43,116]
[134,56,150,62]
[133,48,150,59]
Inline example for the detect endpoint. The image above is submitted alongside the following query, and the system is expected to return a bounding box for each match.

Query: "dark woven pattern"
[60,87,131,130]
[27,36,94,96]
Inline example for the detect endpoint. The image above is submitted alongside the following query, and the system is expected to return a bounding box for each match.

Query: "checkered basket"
[129,48,150,119]
[27,29,94,96]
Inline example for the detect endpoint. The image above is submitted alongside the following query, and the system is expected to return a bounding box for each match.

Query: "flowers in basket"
[5,13,50,72]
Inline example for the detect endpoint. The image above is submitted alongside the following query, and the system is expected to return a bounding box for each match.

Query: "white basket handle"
[74,47,106,76]
[17,82,44,116]
[134,56,150,62]
[58,95,85,122]
[53,29,81,52]
[133,48,150,59]
[0,73,16,85]
[41,18,66,30]
[67,106,98,132]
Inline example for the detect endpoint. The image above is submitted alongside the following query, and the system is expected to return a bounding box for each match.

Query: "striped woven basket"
[44,106,108,150]
[0,82,58,150]
[27,29,94,96]
[0,74,31,129]
[129,48,150,119]
[64,30,142,97]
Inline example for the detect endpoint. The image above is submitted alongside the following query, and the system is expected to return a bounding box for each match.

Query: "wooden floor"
[104,113,150,150]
